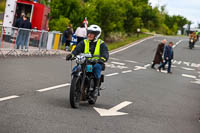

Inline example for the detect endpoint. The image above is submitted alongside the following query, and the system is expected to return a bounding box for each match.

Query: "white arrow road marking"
[111,61,126,66]
[94,101,132,116]
[0,95,19,102]
[105,73,119,77]
[198,72,200,74]
[134,66,146,71]
[124,60,138,64]
[191,79,200,84]
[181,67,195,71]
[182,74,197,79]
[37,83,70,92]
[144,64,151,68]
[183,61,190,66]
[122,70,132,73]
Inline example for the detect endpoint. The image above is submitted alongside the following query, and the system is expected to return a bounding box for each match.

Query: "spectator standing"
[64,24,73,51]
[158,42,174,74]
[75,23,87,44]
[20,16,32,51]
[151,39,166,69]
[15,13,25,49]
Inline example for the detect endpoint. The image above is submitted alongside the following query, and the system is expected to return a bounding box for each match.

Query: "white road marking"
[161,70,167,73]
[94,101,132,116]
[172,60,182,65]
[111,61,126,66]
[109,57,120,61]
[198,72,200,74]
[110,36,154,55]
[191,63,200,68]
[0,95,19,102]
[134,66,146,71]
[144,64,151,68]
[173,40,182,48]
[157,69,167,73]
[191,79,200,84]
[106,63,128,69]
[181,67,195,71]
[124,60,138,64]
[183,61,190,66]
[182,74,197,79]
[37,83,70,92]
[122,70,132,73]
[105,73,119,77]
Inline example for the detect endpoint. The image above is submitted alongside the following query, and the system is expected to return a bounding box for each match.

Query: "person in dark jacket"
[158,42,174,73]
[66,24,109,97]
[20,16,32,50]
[64,24,73,51]
[151,39,166,69]
[15,13,25,49]
[14,13,25,28]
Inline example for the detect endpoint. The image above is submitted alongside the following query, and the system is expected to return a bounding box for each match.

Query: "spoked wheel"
[70,76,81,108]
[88,78,97,105]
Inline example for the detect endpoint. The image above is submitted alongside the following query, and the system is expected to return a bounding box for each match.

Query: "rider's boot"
[93,78,101,97]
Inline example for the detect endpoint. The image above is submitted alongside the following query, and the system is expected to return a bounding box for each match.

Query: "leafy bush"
[49,16,70,33]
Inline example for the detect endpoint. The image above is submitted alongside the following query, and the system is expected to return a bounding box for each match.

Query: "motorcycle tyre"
[70,76,81,108]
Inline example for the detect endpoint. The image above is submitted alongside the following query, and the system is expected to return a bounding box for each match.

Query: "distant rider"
[66,24,109,96]
[189,32,197,45]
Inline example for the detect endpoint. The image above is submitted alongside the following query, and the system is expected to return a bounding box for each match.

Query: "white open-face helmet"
[87,24,101,42]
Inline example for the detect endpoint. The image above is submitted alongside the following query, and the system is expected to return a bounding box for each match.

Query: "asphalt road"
[0,36,200,133]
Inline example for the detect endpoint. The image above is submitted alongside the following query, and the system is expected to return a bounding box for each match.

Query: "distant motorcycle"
[189,38,195,49]
[69,54,104,108]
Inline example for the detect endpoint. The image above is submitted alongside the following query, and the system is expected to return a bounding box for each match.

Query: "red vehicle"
[3,0,50,30]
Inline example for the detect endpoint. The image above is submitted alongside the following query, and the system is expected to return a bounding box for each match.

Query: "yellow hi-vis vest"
[84,39,106,61]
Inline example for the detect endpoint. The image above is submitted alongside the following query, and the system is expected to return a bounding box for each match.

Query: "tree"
[0,0,6,13]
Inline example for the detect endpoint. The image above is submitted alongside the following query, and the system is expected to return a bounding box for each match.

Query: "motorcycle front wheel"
[70,76,81,108]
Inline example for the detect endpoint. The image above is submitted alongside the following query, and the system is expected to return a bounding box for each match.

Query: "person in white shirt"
[75,23,87,44]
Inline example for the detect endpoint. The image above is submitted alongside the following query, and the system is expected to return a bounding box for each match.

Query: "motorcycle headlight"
[76,55,86,64]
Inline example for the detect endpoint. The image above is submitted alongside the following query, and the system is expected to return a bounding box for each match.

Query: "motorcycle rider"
[189,32,197,47]
[66,24,109,97]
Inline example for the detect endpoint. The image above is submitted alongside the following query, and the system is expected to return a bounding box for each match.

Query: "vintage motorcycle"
[189,38,195,49]
[69,54,104,108]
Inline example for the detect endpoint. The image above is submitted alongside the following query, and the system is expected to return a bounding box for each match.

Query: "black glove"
[66,54,72,60]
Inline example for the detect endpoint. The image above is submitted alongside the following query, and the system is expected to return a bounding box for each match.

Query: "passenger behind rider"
[66,24,109,96]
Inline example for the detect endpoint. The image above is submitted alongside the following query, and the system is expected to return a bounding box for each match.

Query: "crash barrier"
[0,26,64,56]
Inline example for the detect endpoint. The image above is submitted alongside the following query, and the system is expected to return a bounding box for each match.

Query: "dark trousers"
[159,59,172,72]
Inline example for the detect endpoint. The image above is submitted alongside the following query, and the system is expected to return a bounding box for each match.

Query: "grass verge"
[107,33,152,51]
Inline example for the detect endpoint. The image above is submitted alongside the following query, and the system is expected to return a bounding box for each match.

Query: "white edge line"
[37,83,71,92]
[0,95,19,102]
[110,36,154,55]
[182,74,196,79]
[105,73,119,77]
[122,70,132,73]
